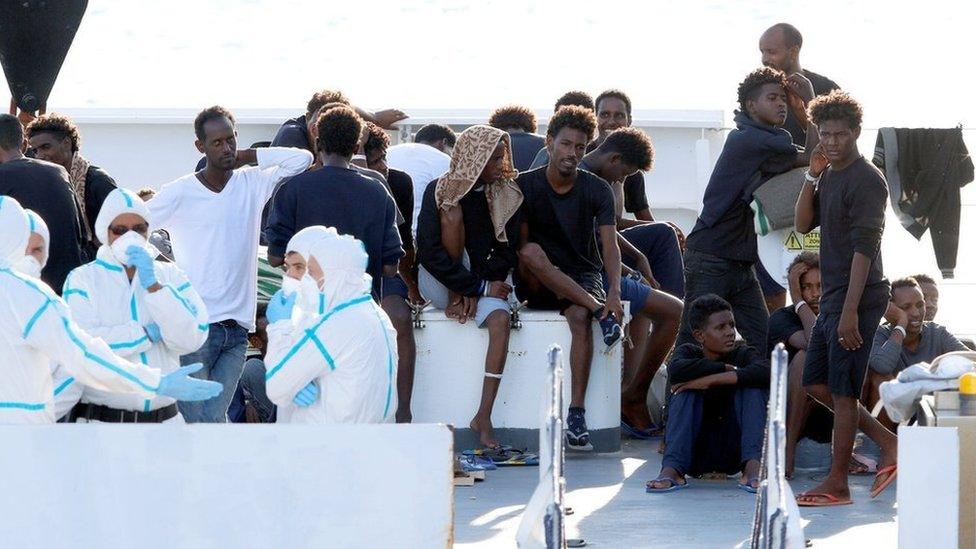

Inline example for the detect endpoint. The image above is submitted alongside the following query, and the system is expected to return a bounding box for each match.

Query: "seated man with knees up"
[417,124,521,449]
[866,276,968,427]
[578,127,683,436]
[515,106,681,451]
[264,226,398,424]
[767,252,834,477]
[647,295,769,493]
[54,189,212,423]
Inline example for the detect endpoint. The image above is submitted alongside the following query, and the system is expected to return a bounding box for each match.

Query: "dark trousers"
[663,387,767,475]
[676,249,768,351]
[621,223,685,298]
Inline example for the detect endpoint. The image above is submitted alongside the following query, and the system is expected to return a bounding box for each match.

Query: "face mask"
[281,274,324,314]
[110,231,148,266]
[14,255,42,278]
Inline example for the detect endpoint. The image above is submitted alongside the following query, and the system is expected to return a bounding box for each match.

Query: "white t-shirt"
[147,147,313,330]
[386,143,451,230]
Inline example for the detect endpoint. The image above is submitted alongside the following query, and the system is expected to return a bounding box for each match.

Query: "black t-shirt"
[0,157,85,293]
[387,168,414,248]
[811,157,890,313]
[84,165,117,244]
[623,171,650,214]
[508,132,546,172]
[783,69,840,146]
[768,306,804,359]
[517,167,615,277]
[265,165,404,299]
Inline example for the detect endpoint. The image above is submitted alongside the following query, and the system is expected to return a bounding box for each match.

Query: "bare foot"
[470,416,500,449]
[646,466,686,491]
[740,459,761,490]
[621,397,656,431]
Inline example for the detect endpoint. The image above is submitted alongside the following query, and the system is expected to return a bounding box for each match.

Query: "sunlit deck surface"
[454,437,896,548]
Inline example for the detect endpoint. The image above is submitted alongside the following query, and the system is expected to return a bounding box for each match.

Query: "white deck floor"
[454,438,897,548]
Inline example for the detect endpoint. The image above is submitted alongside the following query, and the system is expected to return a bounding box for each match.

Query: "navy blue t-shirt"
[508,132,546,172]
[265,165,404,299]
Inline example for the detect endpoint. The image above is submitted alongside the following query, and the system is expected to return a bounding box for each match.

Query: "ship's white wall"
[0,424,454,549]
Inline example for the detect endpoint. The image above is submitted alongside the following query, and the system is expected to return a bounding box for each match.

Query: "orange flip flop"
[796,493,853,507]
[870,464,897,498]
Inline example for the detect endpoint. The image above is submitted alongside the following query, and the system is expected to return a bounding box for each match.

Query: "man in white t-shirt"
[386,124,455,230]
[148,105,313,422]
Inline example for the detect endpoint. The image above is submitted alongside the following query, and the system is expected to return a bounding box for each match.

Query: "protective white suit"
[265,226,398,423]
[0,195,165,424]
[52,189,209,420]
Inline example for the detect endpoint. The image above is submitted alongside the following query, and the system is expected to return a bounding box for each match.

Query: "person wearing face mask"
[0,194,220,424]
[53,188,213,423]
[15,209,49,279]
[264,226,398,424]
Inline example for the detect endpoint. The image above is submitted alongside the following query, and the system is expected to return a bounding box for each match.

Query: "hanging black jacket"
[873,128,974,278]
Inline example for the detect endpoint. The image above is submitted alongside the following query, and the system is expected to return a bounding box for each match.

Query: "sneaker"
[566,407,594,451]
[594,307,621,347]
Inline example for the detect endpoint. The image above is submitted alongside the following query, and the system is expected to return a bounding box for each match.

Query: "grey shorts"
[418,265,511,327]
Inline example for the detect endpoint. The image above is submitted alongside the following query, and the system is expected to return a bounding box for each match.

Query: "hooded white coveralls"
[265,227,398,423]
[52,189,209,420]
[0,195,164,424]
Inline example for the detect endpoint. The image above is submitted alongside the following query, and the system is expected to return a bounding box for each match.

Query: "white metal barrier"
[751,344,805,549]
[517,345,566,549]
[0,424,454,548]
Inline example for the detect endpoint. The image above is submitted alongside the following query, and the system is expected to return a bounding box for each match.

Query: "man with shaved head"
[759,22,840,146]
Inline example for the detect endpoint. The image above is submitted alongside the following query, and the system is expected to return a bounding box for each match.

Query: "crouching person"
[417,124,521,449]
[55,189,211,423]
[265,226,398,423]
[647,295,769,493]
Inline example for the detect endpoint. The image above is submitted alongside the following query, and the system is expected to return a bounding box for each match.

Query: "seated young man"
[515,106,680,451]
[866,277,968,427]
[646,295,769,493]
[416,124,521,448]
[678,67,819,353]
[767,252,838,477]
[577,127,683,436]
[488,104,545,171]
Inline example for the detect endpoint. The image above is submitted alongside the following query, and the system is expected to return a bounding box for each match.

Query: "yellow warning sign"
[784,231,803,251]
[802,231,820,250]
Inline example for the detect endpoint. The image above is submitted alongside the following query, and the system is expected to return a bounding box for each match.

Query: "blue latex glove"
[144,323,162,343]
[267,289,297,323]
[157,363,222,401]
[126,246,157,289]
[293,381,320,407]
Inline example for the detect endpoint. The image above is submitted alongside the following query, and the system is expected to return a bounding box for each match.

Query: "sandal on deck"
[870,464,897,498]
[645,477,688,493]
[796,492,852,507]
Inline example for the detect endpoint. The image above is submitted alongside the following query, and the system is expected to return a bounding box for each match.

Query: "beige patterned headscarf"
[68,153,93,243]
[435,125,522,243]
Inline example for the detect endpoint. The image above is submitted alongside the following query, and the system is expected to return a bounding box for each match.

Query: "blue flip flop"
[621,418,664,440]
[737,479,759,494]
[645,477,688,493]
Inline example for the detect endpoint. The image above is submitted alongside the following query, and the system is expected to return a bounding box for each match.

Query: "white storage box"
[412,308,622,452]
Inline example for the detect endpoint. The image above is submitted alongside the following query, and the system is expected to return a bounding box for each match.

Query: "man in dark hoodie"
[646,295,769,493]
[677,67,818,352]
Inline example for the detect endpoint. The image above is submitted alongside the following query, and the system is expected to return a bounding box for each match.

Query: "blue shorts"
[603,274,652,317]
[381,274,409,299]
